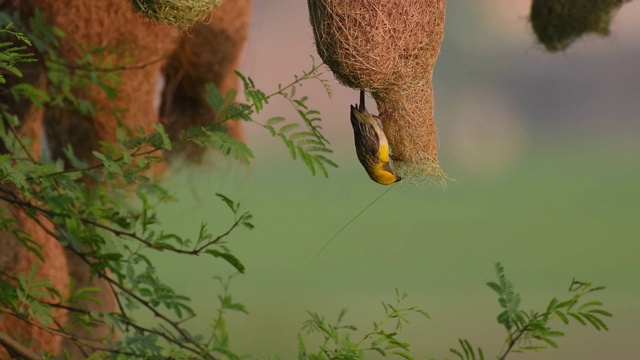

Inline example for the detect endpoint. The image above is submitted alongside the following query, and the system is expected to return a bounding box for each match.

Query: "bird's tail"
[359,89,366,113]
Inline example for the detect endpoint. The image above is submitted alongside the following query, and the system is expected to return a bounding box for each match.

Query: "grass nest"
[132,0,223,28]
[530,0,627,52]
[308,0,447,183]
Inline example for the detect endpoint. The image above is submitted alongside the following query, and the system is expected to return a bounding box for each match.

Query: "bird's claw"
[374,109,394,122]
[390,154,403,162]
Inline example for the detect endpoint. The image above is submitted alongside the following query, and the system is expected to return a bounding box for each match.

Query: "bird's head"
[372,163,402,185]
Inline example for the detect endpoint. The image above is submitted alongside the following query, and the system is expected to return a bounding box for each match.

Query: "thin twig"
[498,325,530,360]
[0,331,41,360]
[0,190,244,255]
[212,61,325,127]
[46,56,166,74]
[0,308,139,357]
[0,107,38,164]
[68,248,216,359]
[46,302,193,350]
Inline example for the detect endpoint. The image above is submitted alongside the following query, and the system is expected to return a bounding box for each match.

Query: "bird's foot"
[390,154,403,162]
[374,109,394,122]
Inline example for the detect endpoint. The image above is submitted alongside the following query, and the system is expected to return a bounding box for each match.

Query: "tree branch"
[0,188,243,256]
[46,55,166,74]
[0,331,41,360]
[0,107,38,164]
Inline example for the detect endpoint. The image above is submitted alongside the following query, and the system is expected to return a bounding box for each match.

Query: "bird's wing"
[350,105,380,157]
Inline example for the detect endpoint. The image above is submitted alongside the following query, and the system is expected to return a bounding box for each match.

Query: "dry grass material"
[132,0,223,28]
[308,0,446,182]
[530,0,626,52]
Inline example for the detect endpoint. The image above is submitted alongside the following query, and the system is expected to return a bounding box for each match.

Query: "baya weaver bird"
[349,90,402,185]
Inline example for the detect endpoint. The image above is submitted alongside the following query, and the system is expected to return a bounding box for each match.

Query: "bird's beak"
[395,176,402,183]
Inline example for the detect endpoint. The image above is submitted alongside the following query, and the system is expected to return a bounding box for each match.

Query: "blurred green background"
[153,1,640,359]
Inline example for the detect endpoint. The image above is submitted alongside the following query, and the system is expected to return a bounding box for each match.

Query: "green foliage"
[15,264,59,327]
[449,339,484,360]
[487,262,520,330]
[488,263,611,358]
[299,265,611,360]
[226,60,338,177]
[0,25,36,84]
[449,262,612,360]
[299,290,430,360]
[1,10,119,116]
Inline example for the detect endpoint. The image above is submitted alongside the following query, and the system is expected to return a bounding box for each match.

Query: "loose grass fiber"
[308,0,446,183]
[133,0,223,28]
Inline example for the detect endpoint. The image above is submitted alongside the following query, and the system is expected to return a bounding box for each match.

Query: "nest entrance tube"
[308,0,446,183]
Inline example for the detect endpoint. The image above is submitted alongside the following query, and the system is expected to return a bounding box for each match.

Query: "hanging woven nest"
[132,0,223,28]
[308,0,447,183]
[530,0,626,52]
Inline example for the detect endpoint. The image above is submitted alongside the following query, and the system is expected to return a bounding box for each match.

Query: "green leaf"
[460,338,473,360]
[304,146,333,154]
[312,156,328,178]
[391,350,413,360]
[92,151,122,175]
[205,249,246,274]
[152,123,172,151]
[279,122,301,135]
[218,293,249,314]
[581,312,608,330]
[297,146,315,176]
[293,96,309,109]
[289,131,316,141]
[567,312,587,325]
[10,83,50,108]
[241,214,254,230]
[540,336,559,348]
[298,333,309,360]
[206,131,254,164]
[266,116,286,126]
[555,310,569,324]
[578,301,603,310]
[280,135,296,160]
[450,348,464,359]
[264,125,276,137]
[204,83,225,111]
[116,127,126,143]
[215,193,238,213]
[314,154,338,168]
[98,82,117,100]
[486,281,502,294]
[587,309,613,318]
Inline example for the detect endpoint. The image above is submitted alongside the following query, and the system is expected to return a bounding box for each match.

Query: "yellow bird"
[349,90,402,185]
